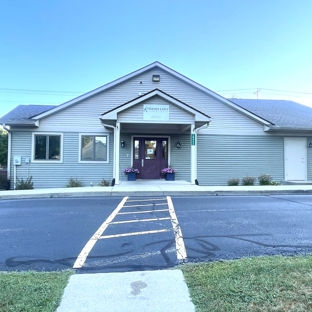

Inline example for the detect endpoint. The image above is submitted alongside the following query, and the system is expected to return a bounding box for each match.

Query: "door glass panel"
[162,140,168,159]
[134,140,139,159]
[145,140,157,159]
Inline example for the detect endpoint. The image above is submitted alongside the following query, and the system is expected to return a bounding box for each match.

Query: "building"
[1,62,312,188]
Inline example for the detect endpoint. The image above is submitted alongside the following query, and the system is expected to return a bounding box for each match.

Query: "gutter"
[264,125,312,132]
[102,123,117,184]
[1,120,39,127]
[2,124,11,181]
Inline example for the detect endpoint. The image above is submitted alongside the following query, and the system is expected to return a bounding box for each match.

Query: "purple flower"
[124,167,139,174]
[161,167,177,174]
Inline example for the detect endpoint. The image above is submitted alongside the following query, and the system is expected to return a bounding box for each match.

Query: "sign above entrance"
[143,104,169,121]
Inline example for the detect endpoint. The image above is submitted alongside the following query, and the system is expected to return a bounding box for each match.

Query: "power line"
[216,88,256,92]
[1,86,311,96]
[0,100,59,104]
[216,87,312,95]
[0,88,83,95]
[261,88,312,95]
[260,92,312,98]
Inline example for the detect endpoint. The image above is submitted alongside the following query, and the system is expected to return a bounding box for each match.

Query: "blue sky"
[1,0,312,118]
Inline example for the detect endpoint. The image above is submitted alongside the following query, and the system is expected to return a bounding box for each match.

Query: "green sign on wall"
[191,134,196,146]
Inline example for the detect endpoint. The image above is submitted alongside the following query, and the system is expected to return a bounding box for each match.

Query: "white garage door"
[284,137,307,181]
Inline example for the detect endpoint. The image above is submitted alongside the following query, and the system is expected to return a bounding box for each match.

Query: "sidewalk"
[57,270,195,312]
[1,180,312,200]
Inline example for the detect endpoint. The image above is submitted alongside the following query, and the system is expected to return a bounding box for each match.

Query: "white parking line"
[123,203,168,208]
[126,198,167,202]
[99,228,172,239]
[118,209,169,215]
[73,196,128,269]
[167,196,187,261]
[110,217,170,224]
[73,196,187,269]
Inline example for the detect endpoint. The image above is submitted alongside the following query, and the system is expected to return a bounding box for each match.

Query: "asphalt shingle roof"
[0,105,56,123]
[229,99,312,129]
[1,100,312,130]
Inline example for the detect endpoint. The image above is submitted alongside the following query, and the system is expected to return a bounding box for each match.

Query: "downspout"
[191,123,209,185]
[2,124,11,183]
[102,123,117,184]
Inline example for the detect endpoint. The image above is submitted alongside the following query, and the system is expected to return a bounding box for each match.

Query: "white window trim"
[31,132,64,163]
[79,133,109,163]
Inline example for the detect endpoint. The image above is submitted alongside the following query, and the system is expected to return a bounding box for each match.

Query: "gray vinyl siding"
[118,97,193,123]
[10,131,32,187]
[11,131,114,188]
[170,134,191,181]
[39,68,264,132]
[119,134,133,182]
[197,135,284,186]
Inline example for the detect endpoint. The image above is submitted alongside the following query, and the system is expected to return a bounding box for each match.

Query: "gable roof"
[1,63,311,132]
[30,61,270,125]
[101,88,211,122]
[230,99,312,130]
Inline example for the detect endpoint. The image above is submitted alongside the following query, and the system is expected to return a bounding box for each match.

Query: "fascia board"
[3,120,39,127]
[265,125,312,132]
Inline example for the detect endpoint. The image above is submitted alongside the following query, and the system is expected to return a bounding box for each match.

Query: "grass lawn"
[182,255,312,312]
[1,256,312,312]
[0,270,73,312]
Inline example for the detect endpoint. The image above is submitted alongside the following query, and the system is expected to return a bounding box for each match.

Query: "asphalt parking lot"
[1,195,312,272]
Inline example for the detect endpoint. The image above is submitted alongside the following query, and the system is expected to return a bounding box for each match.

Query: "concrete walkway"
[57,270,195,312]
[1,179,312,200]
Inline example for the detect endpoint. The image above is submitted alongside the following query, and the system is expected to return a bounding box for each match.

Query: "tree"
[0,130,8,167]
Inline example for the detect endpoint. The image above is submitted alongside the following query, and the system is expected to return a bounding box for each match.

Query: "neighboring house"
[1,61,312,189]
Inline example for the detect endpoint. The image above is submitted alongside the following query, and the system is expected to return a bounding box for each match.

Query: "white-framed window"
[32,133,63,162]
[79,134,109,163]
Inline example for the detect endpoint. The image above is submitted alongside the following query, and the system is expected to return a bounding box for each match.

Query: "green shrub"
[100,179,110,186]
[242,175,256,186]
[0,176,10,190]
[227,177,240,186]
[270,181,281,185]
[16,176,34,190]
[67,178,83,187]
[258,174,272,185]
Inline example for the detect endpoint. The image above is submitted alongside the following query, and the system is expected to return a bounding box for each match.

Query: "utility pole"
[254,88,261,99]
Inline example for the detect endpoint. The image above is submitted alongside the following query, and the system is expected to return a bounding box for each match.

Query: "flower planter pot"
[165,173,175,181]
[127,172,136,181]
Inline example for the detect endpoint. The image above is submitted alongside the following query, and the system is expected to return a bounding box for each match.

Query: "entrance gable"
[118,95,194,123]
[101,89,211,125]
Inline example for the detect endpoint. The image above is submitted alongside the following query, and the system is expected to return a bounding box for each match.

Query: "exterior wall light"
[121,140,125,148]
[152,75,160,82]
[176,141,181,148]
[309,142,312,148]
